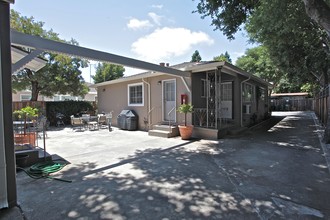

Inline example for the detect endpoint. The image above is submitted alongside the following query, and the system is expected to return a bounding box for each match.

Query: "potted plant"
[177,103,194,140]
[13,106,39,146]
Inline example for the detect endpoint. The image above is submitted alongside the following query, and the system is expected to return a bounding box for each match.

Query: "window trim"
[127,82,144,106]
[20,94,32,101]
[242,82,255,103]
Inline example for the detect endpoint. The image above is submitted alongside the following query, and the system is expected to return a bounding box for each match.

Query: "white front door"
[163,79,176,122]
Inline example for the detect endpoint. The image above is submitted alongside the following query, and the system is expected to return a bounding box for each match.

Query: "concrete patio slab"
[1,111,330,219]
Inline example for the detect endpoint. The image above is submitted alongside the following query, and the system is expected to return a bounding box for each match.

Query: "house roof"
[92,61,271,88]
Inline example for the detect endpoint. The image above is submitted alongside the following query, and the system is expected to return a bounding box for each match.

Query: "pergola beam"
[10,30,190,78]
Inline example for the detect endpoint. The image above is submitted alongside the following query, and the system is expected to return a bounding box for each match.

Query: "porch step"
[148,125,179,138]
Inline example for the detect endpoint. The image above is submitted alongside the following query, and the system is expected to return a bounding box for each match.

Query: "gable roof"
[92,61,271,87]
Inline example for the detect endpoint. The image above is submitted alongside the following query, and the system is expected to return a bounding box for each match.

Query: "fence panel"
[12,101,46,114]
[314,86,329,126]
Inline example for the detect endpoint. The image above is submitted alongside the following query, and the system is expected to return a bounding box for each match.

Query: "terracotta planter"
[178,125,194,140]
[14,132,36,146]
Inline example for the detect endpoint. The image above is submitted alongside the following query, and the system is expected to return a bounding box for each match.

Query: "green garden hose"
[18,160,72,183]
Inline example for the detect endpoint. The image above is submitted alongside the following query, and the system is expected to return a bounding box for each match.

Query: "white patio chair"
[70,115,84,131]
[98,114,107,129]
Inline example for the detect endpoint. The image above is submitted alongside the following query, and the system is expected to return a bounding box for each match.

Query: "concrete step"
[148,125,179,138]
[152,124,177,132]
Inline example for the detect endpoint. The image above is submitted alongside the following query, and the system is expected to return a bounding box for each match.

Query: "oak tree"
[11,10,88,101]
[93,63,125,84]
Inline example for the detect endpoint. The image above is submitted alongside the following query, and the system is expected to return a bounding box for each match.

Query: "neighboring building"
[12,82,97,102]
[270,92,312,111]
[94,61,271,139]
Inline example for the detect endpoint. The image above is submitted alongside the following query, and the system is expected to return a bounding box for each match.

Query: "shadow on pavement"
[16,112,330,219]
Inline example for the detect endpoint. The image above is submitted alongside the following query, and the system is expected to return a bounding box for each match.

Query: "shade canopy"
[11,46,47,74]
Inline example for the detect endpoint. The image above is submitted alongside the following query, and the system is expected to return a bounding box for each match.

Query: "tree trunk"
[302,0,330,38]
[30,81,39,101]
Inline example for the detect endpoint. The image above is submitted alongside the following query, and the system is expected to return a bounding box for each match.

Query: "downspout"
[181,76,192,126]
[217,66,222,129]
[180,76,191,95]
[142,78,151,129]
[240,76,251,127]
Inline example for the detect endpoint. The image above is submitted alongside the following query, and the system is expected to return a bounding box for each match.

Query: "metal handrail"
[167,106,176,132]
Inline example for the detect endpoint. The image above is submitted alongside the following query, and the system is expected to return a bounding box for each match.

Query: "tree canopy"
[92,63,125,84]
[195,0,330,88]
[11,10,88,101]
[246,0,329,86]
[213,51,232,63]
[236,46,317,94]
[191,50,202,62]
[195,0,330,39]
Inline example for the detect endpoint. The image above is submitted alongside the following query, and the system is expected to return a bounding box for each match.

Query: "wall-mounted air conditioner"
[243,104,251,114]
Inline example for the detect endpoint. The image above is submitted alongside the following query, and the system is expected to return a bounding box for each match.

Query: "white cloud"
[151,4,163,9]
[131,27,214,63]
[148,12,162,26]
[127,18,153,30]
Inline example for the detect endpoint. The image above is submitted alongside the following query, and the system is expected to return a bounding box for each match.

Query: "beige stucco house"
[94,61,270,139]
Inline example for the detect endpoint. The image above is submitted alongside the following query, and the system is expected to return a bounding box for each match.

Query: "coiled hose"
[17,160,72,183]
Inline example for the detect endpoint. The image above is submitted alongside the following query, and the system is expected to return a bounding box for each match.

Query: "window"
[243,104,252,114]
[20,94,31,101]
[242,83,254,102]
[128,83,144,106]
[221,82,232,101]
[259,87,266,101]
[201,79,206,98]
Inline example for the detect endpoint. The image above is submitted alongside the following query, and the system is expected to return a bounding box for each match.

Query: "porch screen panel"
[207,71,216,128]
[220,82,233,119]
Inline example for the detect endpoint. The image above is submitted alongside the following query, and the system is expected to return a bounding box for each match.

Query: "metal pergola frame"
[0,1,190,208]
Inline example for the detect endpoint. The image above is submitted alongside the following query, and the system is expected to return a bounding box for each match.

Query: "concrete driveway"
[8,111,330,219]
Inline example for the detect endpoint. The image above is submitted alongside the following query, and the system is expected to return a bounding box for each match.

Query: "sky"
[11,0,254,83]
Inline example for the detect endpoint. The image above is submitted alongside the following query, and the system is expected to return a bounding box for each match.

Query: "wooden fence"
[12,101,97,124]
[314,86,329,126]
[271,98,314,111]
[12,101,46,114]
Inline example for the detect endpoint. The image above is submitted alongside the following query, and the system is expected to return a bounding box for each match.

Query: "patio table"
[81,116,99,130]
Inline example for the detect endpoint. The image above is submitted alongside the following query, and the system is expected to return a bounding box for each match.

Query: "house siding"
[95,62,270,139]
[97,75,192,130]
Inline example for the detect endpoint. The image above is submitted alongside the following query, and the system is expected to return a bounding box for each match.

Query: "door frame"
[162,79,176,122]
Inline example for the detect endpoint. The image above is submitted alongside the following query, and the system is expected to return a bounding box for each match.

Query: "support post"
[0,0,17,208]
